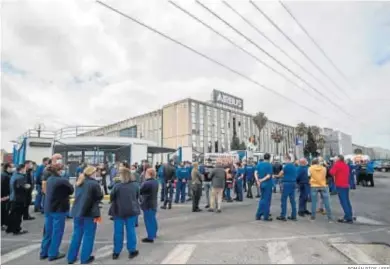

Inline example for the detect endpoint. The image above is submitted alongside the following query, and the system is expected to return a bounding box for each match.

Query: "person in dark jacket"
[7,163,31,235]
[23,160,35,221]
[160,160,176,210]
[140,168,159,243]
[34,157,50,213]
[40,165,74,261]
[100,163,109,195]
[67,166,103,264]
[191,162,203,212]
[175,163,189,203]
[1,163,13,230]
[208,162,226,213]
[109,167,140,260]
[42,154,63,213]
[203,160,214,208]
[296,158,310,217]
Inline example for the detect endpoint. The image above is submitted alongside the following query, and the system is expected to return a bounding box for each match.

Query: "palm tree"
[252,112,268,150]
[317,136,326,156]
[271,128,284,156]
[310,125,321,140]
[295,122,307,138]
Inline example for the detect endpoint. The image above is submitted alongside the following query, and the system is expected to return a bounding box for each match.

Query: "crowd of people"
[0,152,374,264]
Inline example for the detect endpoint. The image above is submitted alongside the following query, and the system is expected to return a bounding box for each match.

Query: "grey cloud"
[1,0,390,150]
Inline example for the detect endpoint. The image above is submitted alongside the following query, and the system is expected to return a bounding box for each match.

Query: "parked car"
[375,161,390,172]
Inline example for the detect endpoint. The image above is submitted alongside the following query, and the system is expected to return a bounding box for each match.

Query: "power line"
[278,1,350,83]
[168,1,324,105]
[195,0,352,118]
[95,0,326,119]
[250,1,350,99]
[222,1,343,101]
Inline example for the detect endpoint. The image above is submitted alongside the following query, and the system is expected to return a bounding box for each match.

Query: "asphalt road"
[2,172,390,265]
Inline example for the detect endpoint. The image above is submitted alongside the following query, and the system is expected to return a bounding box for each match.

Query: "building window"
[119,126,137,138]
[192,134,197,148]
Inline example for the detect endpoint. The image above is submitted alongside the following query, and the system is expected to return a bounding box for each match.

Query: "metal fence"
[18,126,102,141]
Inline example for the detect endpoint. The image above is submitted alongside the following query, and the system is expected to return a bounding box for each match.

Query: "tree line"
[230,112,328,159]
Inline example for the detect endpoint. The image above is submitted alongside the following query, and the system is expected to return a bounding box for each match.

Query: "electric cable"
[250,1,350,98]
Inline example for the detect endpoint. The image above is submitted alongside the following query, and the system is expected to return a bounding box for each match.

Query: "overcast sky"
[1,0,390,152]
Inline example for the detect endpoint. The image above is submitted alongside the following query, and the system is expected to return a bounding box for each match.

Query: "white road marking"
[1,227,386,245]
[1,244,41,264]
[160,244,196,264]
[267,241,295,264]
[330,238,379,264]
[94,245,113,260]
[354,216,385,225]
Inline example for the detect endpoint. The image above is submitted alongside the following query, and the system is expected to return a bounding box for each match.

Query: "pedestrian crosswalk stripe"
[329,238,379,264]
[1,243,41,264]
[160,244,196,264]
[267,241,295,264]
[94,245,113,260]
[354,216,385,225]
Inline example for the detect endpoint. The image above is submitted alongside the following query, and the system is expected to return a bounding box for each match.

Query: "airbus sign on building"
[212,89,244,110]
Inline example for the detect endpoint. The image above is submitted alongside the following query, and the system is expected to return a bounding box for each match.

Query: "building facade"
[80,110,163,148]
[323,128,353,157]
[82,91,297,157]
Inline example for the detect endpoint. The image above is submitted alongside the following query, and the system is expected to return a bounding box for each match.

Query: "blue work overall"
[40,212,67,259]
[113,216,137,255]
[143,209,158,240]
[67,217,97,264]
[280,182,297,219]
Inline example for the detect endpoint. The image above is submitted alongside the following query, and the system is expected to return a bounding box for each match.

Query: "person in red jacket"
[330,155,353,223]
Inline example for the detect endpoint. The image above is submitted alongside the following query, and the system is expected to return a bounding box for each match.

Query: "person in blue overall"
[242,161,247,193]
[366,161,375,187]
[255,153,273,221]
[296,158,310,217]
[67,166,103,264]
[34,157,50,213]
[109,167,140,260]
[40,164,74,261]
[140,168,159,243]
[186,162,193,201]
[175,163,189,203]
[157,165,165,202]
[276,155,297,221]
[245,161,256,199]
[348,160,356,189]
[235,163,244,201]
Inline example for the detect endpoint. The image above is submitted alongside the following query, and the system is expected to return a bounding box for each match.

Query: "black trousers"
[192,186,202,211]
[163,183,174,207]
[247,180,254,198]
[23,195,32,219]
[102,176,108,195]
[1,201,10,227]
[7,202,25,233]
